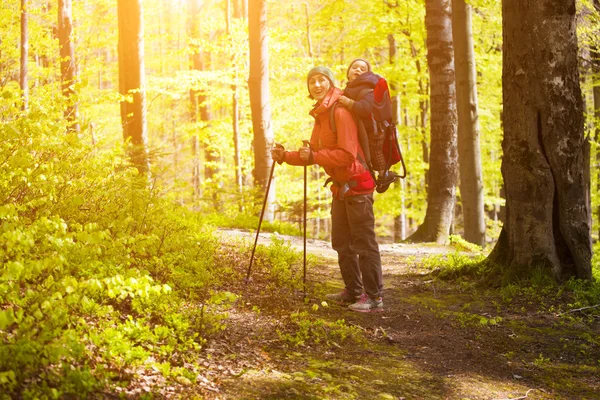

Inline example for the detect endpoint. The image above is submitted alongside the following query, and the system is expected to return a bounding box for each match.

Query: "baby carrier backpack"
[330,75,407,186]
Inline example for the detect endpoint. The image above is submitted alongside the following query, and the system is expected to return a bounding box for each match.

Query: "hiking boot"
[348,294,384,313]
[325,289,360,305]
[376,171,396,194]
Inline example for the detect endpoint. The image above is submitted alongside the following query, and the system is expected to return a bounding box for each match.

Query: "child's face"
[348,60,369,82]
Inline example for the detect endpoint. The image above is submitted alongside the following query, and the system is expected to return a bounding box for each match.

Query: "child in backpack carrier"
[338,58,396,193]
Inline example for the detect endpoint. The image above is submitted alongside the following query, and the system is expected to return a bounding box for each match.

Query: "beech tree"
[189,1,218,206]
[489,0,592,280]
[592,0,600,239]
[233,0,247,20]
[452,0,485,246]
[389,34,407,241]
[20,0,27,111]
[407,0,458,244]
[188,0,202,200]
[248,0,275,220]
[117,0,149,175]
[58,0,79,132]
[227,0,243,201]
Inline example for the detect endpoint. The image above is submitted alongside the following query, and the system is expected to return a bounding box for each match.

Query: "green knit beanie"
[306,66,336,97]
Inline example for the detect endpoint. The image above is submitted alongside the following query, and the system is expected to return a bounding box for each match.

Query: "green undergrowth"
[426,243,600,318]
[224,343,446,400]
[0,114,292,398]
[204,210,302,237]
[400,250,600,398]
[252,236,306,291]
[277,310,363,348]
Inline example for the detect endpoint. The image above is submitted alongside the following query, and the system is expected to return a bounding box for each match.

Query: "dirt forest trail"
[195,229,600,400]
[219,228,454,265]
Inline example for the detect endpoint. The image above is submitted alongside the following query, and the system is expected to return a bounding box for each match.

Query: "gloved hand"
[338,95,354,109]
[299,140,313,164]
[271,146,286,163]
[299,146,312,163]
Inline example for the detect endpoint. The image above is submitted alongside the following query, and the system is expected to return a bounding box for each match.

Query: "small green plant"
[254,236,303,290]
[533,353,551,367]
[427,252,487,280]
[448,235,483,253]
[454,312,503,328]
[278,311,361,348]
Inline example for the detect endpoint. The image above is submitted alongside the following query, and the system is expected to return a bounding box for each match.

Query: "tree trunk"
[233,0,247,20]
[248,0,275,221]
[409,40,430,167]
[402,86,414,234]
[593,0,600,240]
[189,2,219,207]
[407,38,430,190]
[20,0,28,111]
[117,0,149,176]
[489,0,591,280]
[199,54,218,190]
[388,34,406,242]
[58,0,79,132]
[407,0,458,244]
[228,0,243,207]
[452,0,485,246]
[305,3,313,58]
[189,0,202,201]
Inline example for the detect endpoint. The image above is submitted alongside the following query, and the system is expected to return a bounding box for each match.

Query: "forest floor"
[170,229,600,400]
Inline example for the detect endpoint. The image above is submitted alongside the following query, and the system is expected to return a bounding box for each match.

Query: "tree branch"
[555,304,600,316]
[494,388,540,400]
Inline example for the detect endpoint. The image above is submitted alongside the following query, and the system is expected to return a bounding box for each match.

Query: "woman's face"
[308,74,331,102]
[348,60,369,82]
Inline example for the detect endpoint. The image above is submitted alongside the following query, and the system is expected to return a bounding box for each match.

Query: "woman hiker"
[271,66,384,313]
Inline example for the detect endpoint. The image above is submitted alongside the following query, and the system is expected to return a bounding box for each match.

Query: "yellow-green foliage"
[0,113,224,397]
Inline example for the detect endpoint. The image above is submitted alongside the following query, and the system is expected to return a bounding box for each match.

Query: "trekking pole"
[302,140,310,300]
[245,143,284,284]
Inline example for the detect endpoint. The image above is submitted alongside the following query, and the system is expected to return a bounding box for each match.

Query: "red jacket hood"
[310,87,343,118]
[282,87,374,198]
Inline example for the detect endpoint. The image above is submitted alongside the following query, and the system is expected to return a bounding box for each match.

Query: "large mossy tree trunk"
[248,0,275,221]
[117,0,149,176]
[407,0,458,244]
[489,0,592,280]
[452,0,485,246]
[592,0,600,240]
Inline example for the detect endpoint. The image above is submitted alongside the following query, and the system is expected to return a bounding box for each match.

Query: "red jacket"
[284,87,375,199]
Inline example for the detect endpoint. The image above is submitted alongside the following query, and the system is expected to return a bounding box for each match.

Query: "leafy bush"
[254,236,304,291]
[0,114,228,397]
[448,234,483,253]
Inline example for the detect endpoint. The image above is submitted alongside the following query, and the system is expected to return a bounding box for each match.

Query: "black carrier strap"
[329,102,372,172]
[331,93,409,182]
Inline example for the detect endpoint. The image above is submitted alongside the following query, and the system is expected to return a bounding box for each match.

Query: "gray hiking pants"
[331,194,383,299]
